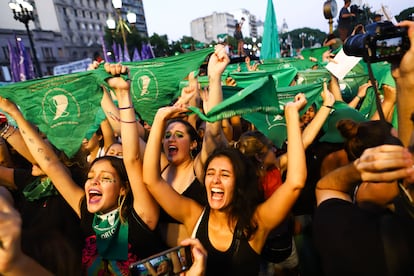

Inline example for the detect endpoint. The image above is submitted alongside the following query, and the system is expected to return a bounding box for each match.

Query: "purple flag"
[132,47,141,61]
[117,43,123,62]
[141,43,154,60]
[100,35,112,62]
[123,44,130,62]
[7,40,20,82]
[16,38,35,81]
[112,41,119,63]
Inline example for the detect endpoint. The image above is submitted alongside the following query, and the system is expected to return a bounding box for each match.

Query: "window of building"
[81,23,86,30]
[63,7,67,16]
[90,11,93,19]
[89,23,94,31]
[58,47,64,58]
[74,9,78,17]
[42,47,54,60]
[95,24,101,31]
[2,46,9,60]
[96,12,100,20]
[82,10,85,18]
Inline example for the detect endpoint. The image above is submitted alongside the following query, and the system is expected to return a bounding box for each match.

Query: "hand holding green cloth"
[189,76,280,122]
[0,70,105,157]
[0,48,213,157]
[243,81,324,148]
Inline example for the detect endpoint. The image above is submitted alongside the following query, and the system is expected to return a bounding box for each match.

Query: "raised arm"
[0,114,36,165]
[104,63,159,230]
[257,93,307,231]
[278,84,335,172]
[100,86,147,141]
[315,145,413,206]
[194,45,229,181]
[143,105,203,231]
[0,98,84,217]
[393,21,414,146]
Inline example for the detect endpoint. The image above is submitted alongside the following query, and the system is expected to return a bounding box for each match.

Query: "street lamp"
[299,33,307,48]
[308,35,315,47]
[107,0,136,53]
[8,0,42,77]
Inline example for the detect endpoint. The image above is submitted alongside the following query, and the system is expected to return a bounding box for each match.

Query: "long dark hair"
[204,147,262,239]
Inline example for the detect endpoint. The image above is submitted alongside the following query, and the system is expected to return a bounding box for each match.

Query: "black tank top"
[159,168,207,224]
[195,207,261,276]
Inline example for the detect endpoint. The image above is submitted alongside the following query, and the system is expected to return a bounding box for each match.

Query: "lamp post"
[106,0,136,53]
[299,33,307,48]
[8,0,42,77]
[308,35,315,47]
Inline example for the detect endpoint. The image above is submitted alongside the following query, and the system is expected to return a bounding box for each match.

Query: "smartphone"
[129,245,193,276]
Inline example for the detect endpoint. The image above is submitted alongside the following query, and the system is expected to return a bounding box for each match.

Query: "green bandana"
[92,208,128,261]
[22,177,58,201]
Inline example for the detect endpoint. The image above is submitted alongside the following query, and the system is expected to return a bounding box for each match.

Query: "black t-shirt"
[313,198,414,276]
[13,169,83,272]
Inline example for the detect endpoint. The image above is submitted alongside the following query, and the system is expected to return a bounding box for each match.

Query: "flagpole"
[23,22,42,78]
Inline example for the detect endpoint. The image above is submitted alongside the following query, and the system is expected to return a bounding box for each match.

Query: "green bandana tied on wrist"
[92,208,129,261]
[22,177,58,201]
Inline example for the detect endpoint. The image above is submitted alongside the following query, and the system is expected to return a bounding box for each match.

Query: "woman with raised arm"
[143,45,228,247]
[0,63,166,275]
[144,87,307,275]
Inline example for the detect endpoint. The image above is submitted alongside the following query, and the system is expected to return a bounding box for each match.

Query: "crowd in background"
[0,17,413,276]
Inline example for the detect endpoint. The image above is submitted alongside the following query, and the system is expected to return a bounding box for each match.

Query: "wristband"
[355,95,362,100]
[322,105,334,109]
[118,105,134,110]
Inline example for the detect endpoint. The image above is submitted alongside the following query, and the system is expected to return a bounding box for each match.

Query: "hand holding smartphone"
[129,245,193,276]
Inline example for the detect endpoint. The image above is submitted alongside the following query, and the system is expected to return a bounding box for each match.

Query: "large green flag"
[0,48,213,157]
[0,71,104,157]
[190,76,280,122]
[260,0,281,60]
[228,67,298,88]
[244,81,324,148]
[122,47,214,125]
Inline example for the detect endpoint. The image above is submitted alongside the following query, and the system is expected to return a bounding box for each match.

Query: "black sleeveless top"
[159,167,207,224]
[195,207,261,276]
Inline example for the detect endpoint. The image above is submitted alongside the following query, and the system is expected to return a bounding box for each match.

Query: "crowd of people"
[0,18,413,276]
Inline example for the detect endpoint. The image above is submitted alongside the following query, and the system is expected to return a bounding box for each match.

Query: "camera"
[129,245,193,276]
[343,21,410,63]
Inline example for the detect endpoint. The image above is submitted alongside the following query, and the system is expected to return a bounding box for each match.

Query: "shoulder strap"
[191,208,206,238]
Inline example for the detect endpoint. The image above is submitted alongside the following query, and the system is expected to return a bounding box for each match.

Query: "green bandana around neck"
[22,177,58,201]
[92,208,128,261]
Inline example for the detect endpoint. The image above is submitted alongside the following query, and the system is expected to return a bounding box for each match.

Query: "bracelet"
[3,125,16,140]
[0,123,10,137]
[322,105,334,109]
[355,95,362,100]
[118,105,134,110]
[119,119,137,123]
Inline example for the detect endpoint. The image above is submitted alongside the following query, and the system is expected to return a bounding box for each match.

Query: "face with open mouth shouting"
[163,121,197,165]
[84,159,125,214]
[205,156,235,210]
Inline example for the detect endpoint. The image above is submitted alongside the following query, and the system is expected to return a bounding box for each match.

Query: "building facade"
[190,9,259,44]
[0,0,148,81]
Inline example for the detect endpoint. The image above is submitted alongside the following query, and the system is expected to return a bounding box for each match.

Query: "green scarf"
[22,177,58,201]
[92,208,128,261]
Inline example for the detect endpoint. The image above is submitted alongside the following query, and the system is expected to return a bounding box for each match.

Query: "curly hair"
[203,147,262,239]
